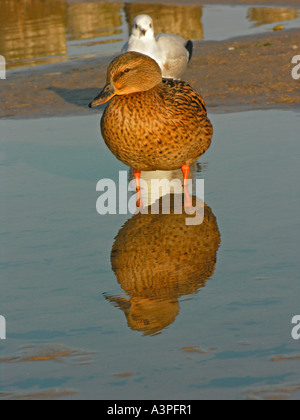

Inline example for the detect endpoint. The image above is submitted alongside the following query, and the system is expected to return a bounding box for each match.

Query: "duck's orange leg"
[133,169,143,208]
[181,164,192,208]
[181,164,190,187]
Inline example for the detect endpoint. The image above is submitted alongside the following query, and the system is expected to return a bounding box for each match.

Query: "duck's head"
[132,14,155,39]
[89,52,162,107]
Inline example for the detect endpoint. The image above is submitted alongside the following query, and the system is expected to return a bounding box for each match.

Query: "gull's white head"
[132,14,155,39]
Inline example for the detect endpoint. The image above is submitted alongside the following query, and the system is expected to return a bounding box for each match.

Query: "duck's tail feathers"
[185,40,193,62]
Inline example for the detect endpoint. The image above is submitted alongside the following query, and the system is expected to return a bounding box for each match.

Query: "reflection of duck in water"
[106,195,221,336]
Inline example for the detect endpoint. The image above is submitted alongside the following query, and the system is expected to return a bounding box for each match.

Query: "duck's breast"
[101,84,212,170]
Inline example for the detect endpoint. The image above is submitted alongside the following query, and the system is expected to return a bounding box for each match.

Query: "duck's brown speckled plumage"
[101,79,212,171]
[90,52,213,172]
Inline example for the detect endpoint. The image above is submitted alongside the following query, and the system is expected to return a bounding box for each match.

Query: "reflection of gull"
[122,14,193,79]
[106,195,221,336]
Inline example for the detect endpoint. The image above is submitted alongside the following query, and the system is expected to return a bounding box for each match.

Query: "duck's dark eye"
[135,24,138,29]
[122,68,130,74]
[149,23,152,28]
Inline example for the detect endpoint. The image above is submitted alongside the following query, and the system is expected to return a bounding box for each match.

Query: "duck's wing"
[161,79,208,117]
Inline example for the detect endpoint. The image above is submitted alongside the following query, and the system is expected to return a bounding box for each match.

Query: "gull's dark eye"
[149,23,152,28]
[135,24,138,29]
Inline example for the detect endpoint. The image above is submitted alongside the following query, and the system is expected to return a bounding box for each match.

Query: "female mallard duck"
[89,51,213,190]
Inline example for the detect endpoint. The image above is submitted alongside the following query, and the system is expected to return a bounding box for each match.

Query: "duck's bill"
[89,83,115,107]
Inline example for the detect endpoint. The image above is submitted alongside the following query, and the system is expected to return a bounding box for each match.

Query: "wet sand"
[1,26,300,118]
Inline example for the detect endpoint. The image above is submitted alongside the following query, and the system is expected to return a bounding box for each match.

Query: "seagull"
[122,14,193,80]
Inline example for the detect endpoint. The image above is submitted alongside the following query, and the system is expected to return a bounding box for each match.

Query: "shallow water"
[1,0,299,69]
[1,109,300,400]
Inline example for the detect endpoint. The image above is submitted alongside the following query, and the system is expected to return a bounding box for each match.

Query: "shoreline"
[1,28,300,119]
